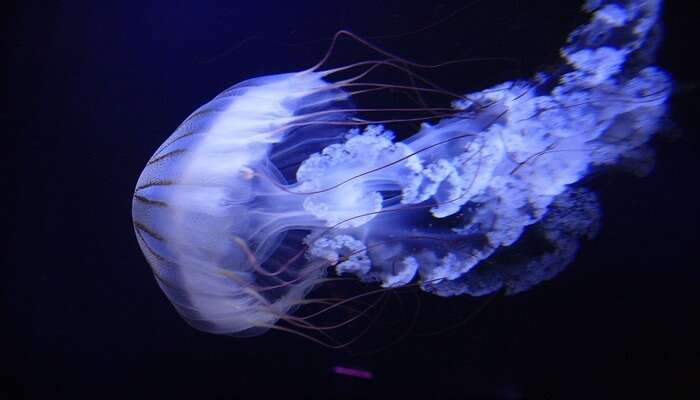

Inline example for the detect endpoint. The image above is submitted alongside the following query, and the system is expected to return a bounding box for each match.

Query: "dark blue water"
[5,1,698,398]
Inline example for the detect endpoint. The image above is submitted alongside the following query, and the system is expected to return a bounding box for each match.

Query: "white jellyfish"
[132,0,671,341]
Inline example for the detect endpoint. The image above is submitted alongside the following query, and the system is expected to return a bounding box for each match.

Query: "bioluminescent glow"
[133,0,671,341]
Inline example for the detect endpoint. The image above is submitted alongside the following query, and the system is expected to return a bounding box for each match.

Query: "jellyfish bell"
[132,70,360,336]
[133,0,672,341]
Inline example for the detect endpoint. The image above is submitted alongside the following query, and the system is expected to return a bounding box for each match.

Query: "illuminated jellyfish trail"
[132,0,671,338]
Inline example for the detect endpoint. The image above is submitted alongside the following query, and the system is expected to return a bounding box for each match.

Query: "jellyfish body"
[133,0,671,335]
[132,72,356,334]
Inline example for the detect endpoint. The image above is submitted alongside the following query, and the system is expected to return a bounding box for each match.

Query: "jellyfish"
[132,0,671,339]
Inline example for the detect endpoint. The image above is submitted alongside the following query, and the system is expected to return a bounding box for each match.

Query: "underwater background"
[4,0,698,398]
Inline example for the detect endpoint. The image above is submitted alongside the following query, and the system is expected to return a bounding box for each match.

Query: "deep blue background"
[4,0,698,398]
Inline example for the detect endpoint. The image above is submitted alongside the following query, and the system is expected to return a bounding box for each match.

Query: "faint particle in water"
[332,365,374,380]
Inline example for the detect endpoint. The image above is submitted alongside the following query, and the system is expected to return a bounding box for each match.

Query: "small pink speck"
[333,366,374,380]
